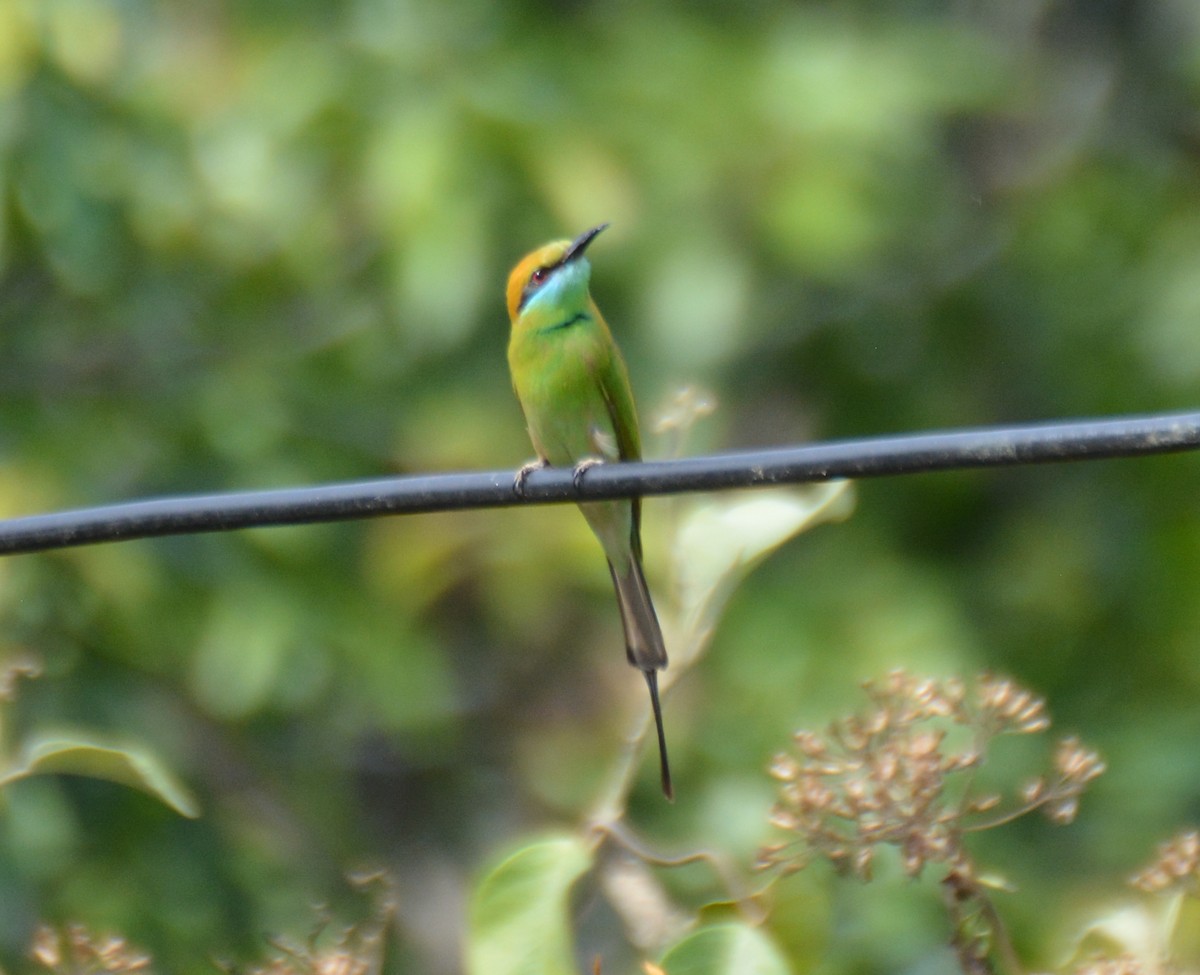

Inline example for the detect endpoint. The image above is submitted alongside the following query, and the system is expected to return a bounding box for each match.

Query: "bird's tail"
[609,557,672,800]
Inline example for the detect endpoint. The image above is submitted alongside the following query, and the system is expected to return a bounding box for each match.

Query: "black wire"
[1,410,1197,556]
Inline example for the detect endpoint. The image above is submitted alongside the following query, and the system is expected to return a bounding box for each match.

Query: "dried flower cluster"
[651,385,716,437]
[239,871,394,975]
[30,873,394,975]
[1130,830,1200,895]
[246,950,373,975]
[30,924,154,974]
[757,671,1105,881]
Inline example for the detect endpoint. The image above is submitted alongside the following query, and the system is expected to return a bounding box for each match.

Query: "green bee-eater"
[506,224,672,800]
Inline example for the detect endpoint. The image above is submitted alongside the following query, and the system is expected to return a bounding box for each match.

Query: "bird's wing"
[595,340,645,554]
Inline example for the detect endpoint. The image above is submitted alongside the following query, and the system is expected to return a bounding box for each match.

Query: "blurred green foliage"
[1,0,1200,972]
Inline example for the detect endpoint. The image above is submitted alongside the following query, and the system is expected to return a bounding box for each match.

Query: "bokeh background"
[1,0,1199,972]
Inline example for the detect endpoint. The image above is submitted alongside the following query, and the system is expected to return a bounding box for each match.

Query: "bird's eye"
[531,267,547,285]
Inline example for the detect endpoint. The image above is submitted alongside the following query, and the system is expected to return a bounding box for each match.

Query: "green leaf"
[673,482,856,647]
[0,734,200,818]
[467,833,592,975]
[660,923,793,975]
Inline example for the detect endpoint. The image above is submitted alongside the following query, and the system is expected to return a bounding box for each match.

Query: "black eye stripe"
[517,276,541,312]
[517,259,564,312]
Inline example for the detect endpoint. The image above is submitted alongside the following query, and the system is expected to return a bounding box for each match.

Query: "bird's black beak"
[563,223,609,264]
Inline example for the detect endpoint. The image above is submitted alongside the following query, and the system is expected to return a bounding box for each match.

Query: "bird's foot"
[513,458,548,498]
[572,457,604,490]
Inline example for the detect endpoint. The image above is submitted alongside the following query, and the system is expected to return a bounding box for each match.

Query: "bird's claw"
[572,457,603,491]
[513,459,547,498]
